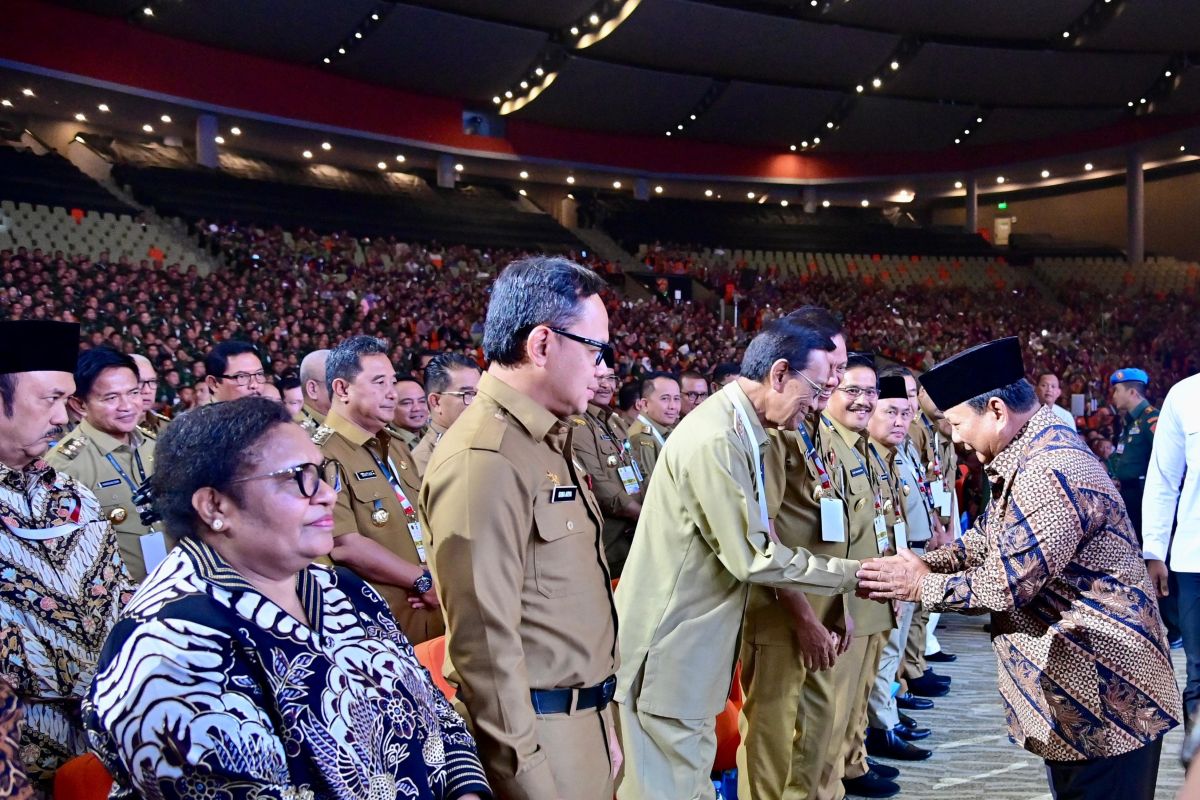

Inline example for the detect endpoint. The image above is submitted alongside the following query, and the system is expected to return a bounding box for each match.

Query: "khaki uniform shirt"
[46,419,166,581]
[389,425,422,451]
[314,409,444,644]
[572,403,643,576]
[411,421,446,478]
[629,415,670,490]
[419,372,617,800]
[139,410,170,437]
[615,383,859,720]
[298,402,326,435]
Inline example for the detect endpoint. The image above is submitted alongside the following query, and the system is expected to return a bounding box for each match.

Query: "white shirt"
[1142,372,1200,569]
[1046,403,1077,430]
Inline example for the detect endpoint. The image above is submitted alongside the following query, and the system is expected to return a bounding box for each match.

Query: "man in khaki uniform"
[131,354,170,435]
[628,371,680,489]
[572,358,642,577]
[48,347,168,582]
[315,336,443,644]
[420,256,620,800]
[412,353,481,476]
[615,318,860,800]
[298,348,331,434]
[390,374,428,450]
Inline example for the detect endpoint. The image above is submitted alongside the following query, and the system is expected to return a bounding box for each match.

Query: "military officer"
[628,371,680,489]
[1107,367,1158,543]
[314,336,443,644]
[298,348,331,434]
[572,356,643,576]
[48,347,169,581]
[412,353,481,476]
[420,256,620,800]
[390,374,428,449]
[131,354,170,435]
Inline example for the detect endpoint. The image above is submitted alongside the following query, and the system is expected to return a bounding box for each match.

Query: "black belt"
[530,675,616,715]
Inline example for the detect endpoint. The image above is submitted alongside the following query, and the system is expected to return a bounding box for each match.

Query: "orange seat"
[413,635,457,702]
[711,698,741,772]
[55,753,113,800]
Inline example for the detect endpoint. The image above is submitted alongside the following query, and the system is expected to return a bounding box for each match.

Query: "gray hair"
[483,256,605,366]
[424,352,480,395]
[740,318,835,382]
[326,336,389,396]
[964,378,1038,414]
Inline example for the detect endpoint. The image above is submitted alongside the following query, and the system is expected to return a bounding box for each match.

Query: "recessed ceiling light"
[142,6,153,16]
[142,124,154,133]
[890,61,899,70]
[231,126,242,136]
[855,84,864,93]
[519,170,529,179]
[214,135,225,144]
[535,67,544,76]
[0,100,11,108]
[160,114,171,123]
[813,136,821,144]
[354,31,363,39]
[790,144,797,152]
[570,26,579,35]
[98,103,110,113]
[74,113,87,122]
[612,180,622,189]
[976,116,983,123]
[395,154,406,163]
[338,47,346,55]
[1084,162,1094,171]
[567,193,575,199]
[21,88,34,97]
[747,191,756,199]
[454,163,464,172]
[801,140,809,148]
[704,189,713,197]
[861,199,870,207]
[566,176,575,184]
[1181,145,1187,152]
[654,185,663,194]
[589,13,600,24]
[371,12,379,20]
[677,124,684,130]
[826,121,835,129]
[665,131,672,136]
[302,150,313,158]
[321,142,332,151]
[1062,31,1071,38]
[377,161,387,170]
[493,96,501,104]
[519,189,527,196]
[1165,70,1173,78]
[872,77,882,88]
[323,57,331,64]
[822,199,830,207]
[505,91,513,99]
[954,138,961,144]
[996,176,1005,184]
[954,181,963,189]
[520,81,529,89]
[1041,170,1051,178]
[780,199,789,207]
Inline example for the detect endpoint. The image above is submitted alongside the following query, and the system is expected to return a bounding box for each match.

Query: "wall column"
[1126,148,1145,267]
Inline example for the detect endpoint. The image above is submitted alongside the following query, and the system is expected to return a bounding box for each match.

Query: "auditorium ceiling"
[42,0,1200,154]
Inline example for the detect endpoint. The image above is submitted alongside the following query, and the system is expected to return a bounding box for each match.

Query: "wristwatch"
[413,570,433,595]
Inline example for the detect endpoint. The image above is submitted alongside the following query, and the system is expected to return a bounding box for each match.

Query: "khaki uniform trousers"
[838,632,887,788]
[903,606,930,681]
[538,705,615,800]
[617,699,716,800]
[735,636,813,800]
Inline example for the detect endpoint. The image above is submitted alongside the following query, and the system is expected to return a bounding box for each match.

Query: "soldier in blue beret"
[1108,367,1158,544]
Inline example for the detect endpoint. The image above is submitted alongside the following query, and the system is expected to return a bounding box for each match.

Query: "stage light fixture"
[74,113,87,122]
[98,104,110,113]
[302,150,313,158]
[704,189,713,197]
[321,142,332,151]
[215,136,225,144]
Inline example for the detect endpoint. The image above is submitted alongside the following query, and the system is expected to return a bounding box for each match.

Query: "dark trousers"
[1179,572,1200,722]
[1045,737,1162,800]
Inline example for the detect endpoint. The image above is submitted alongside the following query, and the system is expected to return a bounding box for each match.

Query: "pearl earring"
[212,519,224,531]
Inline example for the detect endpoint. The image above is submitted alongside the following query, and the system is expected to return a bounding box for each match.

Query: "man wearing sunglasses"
[413,353,481,476]
[420,256,621,800]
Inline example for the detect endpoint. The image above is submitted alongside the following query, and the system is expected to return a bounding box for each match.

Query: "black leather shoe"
[866,758,900,779]
[924,668,952,685]
[908,673,950,697]
[894,721,931,741]
[866,727,933,761]
[843,771,901,798]
[898,712,921,729]
[926,650,958,663]
[896,692,935,710]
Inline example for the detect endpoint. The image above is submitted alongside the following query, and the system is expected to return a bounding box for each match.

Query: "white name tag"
[932,484,952,516]
[618,465,641,495]
[820,497,846,543]
[408,521,427,562]
[874,515,889,554]
[893,520,909,550]
[140,530,169,574]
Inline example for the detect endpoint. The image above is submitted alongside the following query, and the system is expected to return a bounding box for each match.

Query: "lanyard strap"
[796,423,834,494]
[367,446,417,520]
[904,441,936,510]
[723,384,769,530]
[920,417,945,480]
[867,443,896,514]
[637,415,666,447]
[103,448,147,492]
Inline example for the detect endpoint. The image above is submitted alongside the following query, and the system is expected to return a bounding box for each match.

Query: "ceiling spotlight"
[321,141,332,151]
[22,88,34,97]
[704,189,713,197]
[654,185,663,194]
[505,91,513,99]
[747,192,756,199]
[954,138,961,144]
[954,181,963,189]
[813,136,821,144]
[677,124,684,130]
[142,124,154,133]
[371,12,379,20]
[612,180,622,189]
[1165,70,1173,78]
[826,121,835,129]
[567,193,575,199]
[801,140,809,148]
[589,13,600,24]
[215,135,225,144]
[780,199,789,207]
[964,129,971,135]
[890,60,900,70]
[822,199,830,208]
[535,67,545,76]
[395,154,406,162]
[74,113,87,122]
[690,114,696,120]
[0,100,11,108]
[566,176,575,184]
[872,77,882,88]
[1140,97,1147,104]
[302,149,313,158]
[1128,101,1135,107]
[338,47,346,55]
[789,144,797,152]
[1084,162,1094,171]
[231,126,242,135]
[996,176,1005,184]
[570,26,579,35]
[142,6,153,16]
[1062,31,1071,38]
[355,31,363,39]
[98,103,110,113]
[976,116,983,123]
[323,57,331,63]
[493,96,502,104]
[1041,170,1051,178]
[454,163,464,172]
[518,189,527,196]
[520,81,529,89]
[160,114,171,123]
[860,199,870,207]
[377,161,387,170]
[855,84,864,93]
[665,131,672,136]
[519,170,529,179]
[1181,145,1187,152]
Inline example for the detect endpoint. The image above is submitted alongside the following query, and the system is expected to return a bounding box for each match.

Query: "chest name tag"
[618,466,641,495]
[355,470,378,480]
[552,486,579,503]
[850,466,866,478]
[820,497,846,543]
[98,478,122,488]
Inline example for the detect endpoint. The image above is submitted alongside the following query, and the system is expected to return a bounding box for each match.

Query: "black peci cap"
[918,337,1024,412]
[878,375,908,400]
[0,320,80,375]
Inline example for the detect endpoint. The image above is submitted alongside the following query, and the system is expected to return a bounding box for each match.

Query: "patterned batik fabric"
[0,679,33,799]
[85,537,492,800]
[920,406,1182,761]
[0,459,132,792]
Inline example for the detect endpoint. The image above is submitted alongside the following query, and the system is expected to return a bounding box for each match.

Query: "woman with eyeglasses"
[84,397,491,800]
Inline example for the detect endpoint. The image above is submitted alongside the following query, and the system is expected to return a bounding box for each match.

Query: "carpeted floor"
[859,613,1187,799]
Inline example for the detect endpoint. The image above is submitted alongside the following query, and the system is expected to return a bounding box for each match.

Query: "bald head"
[300,349,331,415]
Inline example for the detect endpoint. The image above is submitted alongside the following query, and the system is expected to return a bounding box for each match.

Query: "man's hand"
[857,549,931,603]
[608,717,623,781]
[407,588,442,610]
[1146,559,1170,598]
[831,606,855,656]
[778,589,839,671]
[929,516,954,549]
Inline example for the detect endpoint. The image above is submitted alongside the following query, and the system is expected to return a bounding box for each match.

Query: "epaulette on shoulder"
[56,434,89,461]
[569,415,589,427]
[136,425,157,441]
[469,410,509,453]
[312,425,335,446]
[299,416,318,433]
